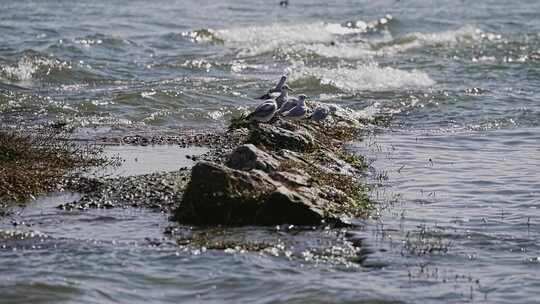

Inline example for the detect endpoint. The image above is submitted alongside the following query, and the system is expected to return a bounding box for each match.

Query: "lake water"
[1,0,540,303]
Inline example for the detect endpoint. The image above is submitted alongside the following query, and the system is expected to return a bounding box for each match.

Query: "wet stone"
[226,144,280,172]
[175,161,279,225]
[248,124,315,152]
[58,169,191,213]
[255,186,324,226]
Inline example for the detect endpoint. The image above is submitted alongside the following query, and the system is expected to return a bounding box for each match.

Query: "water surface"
[1,0,540,303]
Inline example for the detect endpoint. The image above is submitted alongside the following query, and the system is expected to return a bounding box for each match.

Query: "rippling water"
[2,0,540,303]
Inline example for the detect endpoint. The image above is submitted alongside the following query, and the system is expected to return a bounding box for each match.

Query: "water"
[1,0,540,302]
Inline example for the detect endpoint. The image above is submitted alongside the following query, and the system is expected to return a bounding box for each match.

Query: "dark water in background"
[2,0,540,303]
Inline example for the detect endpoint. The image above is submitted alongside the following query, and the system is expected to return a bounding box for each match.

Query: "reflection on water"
[102,145,209,177]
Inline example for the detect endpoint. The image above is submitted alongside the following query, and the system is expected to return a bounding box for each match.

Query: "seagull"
[275,85,293,108]
[309,106,330,121]
[277,91,304,115]
[328,104,339,113]
[246,99,278,123]
[257,75,287,100]
[282,95,308,120]
[308,106,337,121]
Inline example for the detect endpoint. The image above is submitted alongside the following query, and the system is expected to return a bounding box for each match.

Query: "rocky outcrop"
[174,120,372,227]
[175,161,328,226]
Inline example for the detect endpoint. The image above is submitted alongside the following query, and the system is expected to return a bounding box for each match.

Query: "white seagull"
[277,92,303,115]
[275,85,293,108]
[257,75,287,100]
[282,95,308,120]
[246,99,278,123]
[309,105,334,121]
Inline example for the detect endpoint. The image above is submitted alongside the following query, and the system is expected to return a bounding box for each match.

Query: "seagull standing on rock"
[257,75,287,100]
[282,95,308,120]
[309,105,334,121]
[277,92,302,115]
[246,98,278,123]
[275,85,293,108]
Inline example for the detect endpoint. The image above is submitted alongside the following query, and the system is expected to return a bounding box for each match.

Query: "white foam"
[208,21,484,60]
[1,56,70,81]
[377,25,483,55]
[290,63,435,92]
[213,22,370,57]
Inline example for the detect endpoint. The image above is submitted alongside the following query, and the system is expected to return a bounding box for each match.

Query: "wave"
[0,52,70,81]
[373,25,484,54]
[185,16,391,58]
[0,51,111,84]
[288,41,378,60]
[185,18,488,61]
[289,63,435,93]
[73,33,136,49]
[291,25,484,60]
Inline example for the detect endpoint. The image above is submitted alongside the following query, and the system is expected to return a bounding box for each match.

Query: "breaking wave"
[373,25,485,54]
[289,63,435,92]
[294,25,486,60]
[186,19,486,60]
[186,16,392,58]
[0,51,110,84]
[0,53,70,81]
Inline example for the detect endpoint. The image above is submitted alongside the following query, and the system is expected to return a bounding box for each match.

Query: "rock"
[255,186,324,226]
[248,124,315,152]
[175,161,279,225]
[226,144,279,172]
[313,150,363,176]
[173,107,371,227]
[270,170,312,188]
[175,161,346,226]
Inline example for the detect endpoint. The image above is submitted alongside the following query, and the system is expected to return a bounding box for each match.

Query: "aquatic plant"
[0,129,108,203]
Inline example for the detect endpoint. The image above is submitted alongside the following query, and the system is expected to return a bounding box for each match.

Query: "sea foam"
[189,21,484,60]
[289,63,435,92]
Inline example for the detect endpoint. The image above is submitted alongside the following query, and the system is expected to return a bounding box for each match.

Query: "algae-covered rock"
[248,124,315,152]
[226,144,279,172]
[175,161,279,225]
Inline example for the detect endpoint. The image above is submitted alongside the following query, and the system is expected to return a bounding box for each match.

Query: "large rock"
[175,161,278,225]
[226,144,279,172]
[248,124,315,152]
[175,161,338,226]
